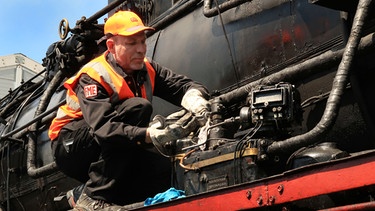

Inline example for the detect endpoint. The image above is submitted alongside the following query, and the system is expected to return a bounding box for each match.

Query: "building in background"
[0,53,44,98]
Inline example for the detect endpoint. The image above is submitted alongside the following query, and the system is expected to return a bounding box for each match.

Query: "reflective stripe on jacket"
[48,53,155,141]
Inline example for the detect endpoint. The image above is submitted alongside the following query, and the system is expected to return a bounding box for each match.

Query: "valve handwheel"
[58,18,70,40]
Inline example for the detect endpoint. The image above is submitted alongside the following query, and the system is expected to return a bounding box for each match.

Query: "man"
[48,10,210,210]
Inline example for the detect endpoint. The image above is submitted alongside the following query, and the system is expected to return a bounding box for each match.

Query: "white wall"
[0,53,44,98]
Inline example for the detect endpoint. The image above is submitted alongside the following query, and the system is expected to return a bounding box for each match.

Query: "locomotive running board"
[133,149,375,210]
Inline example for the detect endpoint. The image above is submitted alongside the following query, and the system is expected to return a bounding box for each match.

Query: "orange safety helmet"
[104,11,154,36]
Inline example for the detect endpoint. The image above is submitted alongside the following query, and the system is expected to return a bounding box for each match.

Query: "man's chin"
[132,63,145,70]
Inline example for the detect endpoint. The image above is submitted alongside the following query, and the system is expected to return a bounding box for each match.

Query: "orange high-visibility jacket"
[48,52,155,141]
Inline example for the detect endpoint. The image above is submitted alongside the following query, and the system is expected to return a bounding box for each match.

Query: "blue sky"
[0,1,108,63]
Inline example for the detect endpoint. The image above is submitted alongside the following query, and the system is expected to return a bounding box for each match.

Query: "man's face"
[107,32,147,74]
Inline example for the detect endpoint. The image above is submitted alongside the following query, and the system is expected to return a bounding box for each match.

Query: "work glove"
[149,111,198,157]
[181,89,211,126]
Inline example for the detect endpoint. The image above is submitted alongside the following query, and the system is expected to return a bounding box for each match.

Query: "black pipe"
[27,70,66,178]
[203,0,251,17]
[86,0,126,23]
[0,80,44,119]
[267,0,373,154]
[0,100,64,142]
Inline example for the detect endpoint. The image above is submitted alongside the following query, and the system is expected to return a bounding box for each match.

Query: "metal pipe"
[0,100,64,142]
[27,70,66,178]
[0,80,44,119]
[267,0,373,154]
[203,0,251,17]
[86,0,126,23]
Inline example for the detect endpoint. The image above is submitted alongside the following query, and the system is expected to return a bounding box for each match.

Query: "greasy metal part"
[267,0,373,154]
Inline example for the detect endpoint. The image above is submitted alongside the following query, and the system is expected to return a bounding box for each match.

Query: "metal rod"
[86,0,126,23]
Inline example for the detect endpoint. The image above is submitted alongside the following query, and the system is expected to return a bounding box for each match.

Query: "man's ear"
[106,39,114,53]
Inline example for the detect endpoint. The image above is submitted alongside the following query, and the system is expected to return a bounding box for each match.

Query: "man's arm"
[76,74,148,145]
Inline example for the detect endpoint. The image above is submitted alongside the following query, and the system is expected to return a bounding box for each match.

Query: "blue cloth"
[144,187,186,206]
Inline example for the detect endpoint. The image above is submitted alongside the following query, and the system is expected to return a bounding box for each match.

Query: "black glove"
[148,111,198,157]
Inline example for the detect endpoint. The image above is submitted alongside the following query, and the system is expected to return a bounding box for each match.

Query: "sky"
[0,1,108,64]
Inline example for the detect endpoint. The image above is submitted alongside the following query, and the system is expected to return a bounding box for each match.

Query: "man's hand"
[147,111,198,157]
[181,89,211,126]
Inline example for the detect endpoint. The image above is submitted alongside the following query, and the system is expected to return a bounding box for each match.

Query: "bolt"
[246,190,252,199]
[259,139,267,146]
[282,207,289,211]
[257,195,263,206]
[268,196,275,204]
[200,174,208,183]
[277,184,284,194]
[260,154,268,160]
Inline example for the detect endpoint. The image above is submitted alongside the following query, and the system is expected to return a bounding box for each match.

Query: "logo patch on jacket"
[84,85,98,98]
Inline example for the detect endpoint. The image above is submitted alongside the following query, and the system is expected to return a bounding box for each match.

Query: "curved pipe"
[27,70,66,178]
[267,0,373,154]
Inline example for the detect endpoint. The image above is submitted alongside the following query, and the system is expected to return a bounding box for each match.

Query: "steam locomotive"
[1,0,375,210]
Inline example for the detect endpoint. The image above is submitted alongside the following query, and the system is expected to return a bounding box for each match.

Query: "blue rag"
[144,187,186,206]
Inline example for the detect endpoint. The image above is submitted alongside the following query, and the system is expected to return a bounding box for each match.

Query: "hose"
[27,70,65,178]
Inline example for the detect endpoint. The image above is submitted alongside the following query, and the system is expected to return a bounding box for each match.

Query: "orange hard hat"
[104,11,154,36]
